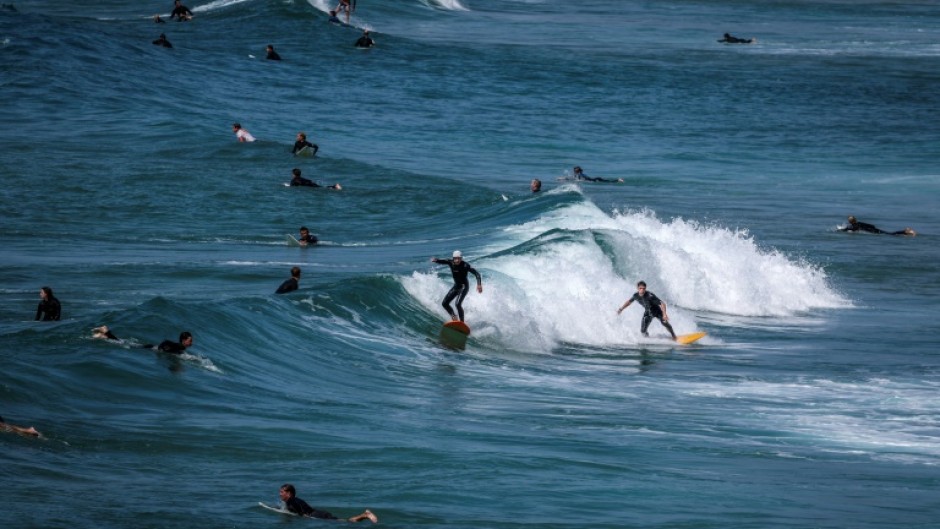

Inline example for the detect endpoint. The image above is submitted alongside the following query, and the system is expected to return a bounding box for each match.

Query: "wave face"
[2,1,940,528]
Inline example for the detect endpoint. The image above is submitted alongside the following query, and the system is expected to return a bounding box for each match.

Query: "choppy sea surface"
[2,1,939,528]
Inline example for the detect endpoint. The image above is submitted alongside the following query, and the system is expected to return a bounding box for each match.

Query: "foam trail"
[419,0,469,11]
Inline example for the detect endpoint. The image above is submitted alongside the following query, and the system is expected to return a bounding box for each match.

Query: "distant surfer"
[328,10,343,25]
[35,286,61,321]
[153,14,166,23]
[265,45,282,61]
[297,227,318,246]
[838,216,916,236]
[169,0,193,21]
[92,325,120,340]
[573,166,622,183]
[354,30,374,49]
[617,281,677,341]
[232,123,256,142]
[152,33,173,48]
[143,332,193,354]
[1,416,40,438]
[531,178,542,193]
[718,33,753,44]
[278,484,377,523]
[335,0,354,24]
[289,168,341,190]
[430,251,483,323]
[275,267,302,294]
[292,132,319,157]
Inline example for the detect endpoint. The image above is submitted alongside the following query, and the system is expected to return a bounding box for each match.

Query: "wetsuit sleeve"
[35,302,42,321]
[157,340,186,354]
[468,265,482,285]
[431,258,452,266]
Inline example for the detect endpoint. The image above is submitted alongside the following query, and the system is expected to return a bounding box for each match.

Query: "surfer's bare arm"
[617,299,632,314]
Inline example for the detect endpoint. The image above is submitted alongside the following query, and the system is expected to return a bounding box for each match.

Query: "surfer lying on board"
[232,123,255,142]
[92,325,120,340]
[141,332,193,354]
[0,415,41,438]
[290,168,341,190]
[838,216,916,236]
[279,484,377,523]
[292,132,318,156]
[617,281,677,341]
[573,166,623,183]
[718,33,753,44]
[431,251,483,323]
[275,266,301,294]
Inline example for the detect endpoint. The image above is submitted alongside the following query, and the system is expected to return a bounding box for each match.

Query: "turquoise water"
[2,1,939,527]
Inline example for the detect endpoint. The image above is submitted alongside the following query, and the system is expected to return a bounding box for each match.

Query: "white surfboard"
[258,502,296,515]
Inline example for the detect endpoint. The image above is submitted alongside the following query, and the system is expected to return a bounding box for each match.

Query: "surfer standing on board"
[335,0,353,24]
[278,484,377,523]
[431,251,483,322]
[617,281,677,341]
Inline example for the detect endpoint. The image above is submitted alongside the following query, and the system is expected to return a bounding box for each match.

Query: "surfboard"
[294,145,316,157]
[676,332,707,345]
[555,177,624,184]
[440,320,470,350]
[286,234,301,247]
[258,502,296,515]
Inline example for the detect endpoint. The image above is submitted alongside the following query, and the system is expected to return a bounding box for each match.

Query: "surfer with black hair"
[292,132,318,156]
[35,286,61,321]
[142,332,193,354]
[169,0,193,21]
[278,484,377,522]
[232,123,256,142]
[152,33,173,48]
[297,227,318,246]
[275,267,302,294]
[573,166,622,183]
[531,178,542,192]
[430,251,483,322]
[617,281,677,341]
[838,216,916,236]
[718,33,753,44]
[354,30,374,49]
[265,45,282,61]
[289,168,341,190]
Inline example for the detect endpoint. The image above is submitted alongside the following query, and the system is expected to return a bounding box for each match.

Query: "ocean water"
[2,1,939,528]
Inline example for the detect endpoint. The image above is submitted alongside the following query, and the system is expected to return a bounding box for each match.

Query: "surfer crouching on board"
[431,251,483,323]
[617,281,677,341]
[279,484,377,523]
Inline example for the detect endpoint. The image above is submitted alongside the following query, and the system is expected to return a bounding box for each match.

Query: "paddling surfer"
[278,484,377,523]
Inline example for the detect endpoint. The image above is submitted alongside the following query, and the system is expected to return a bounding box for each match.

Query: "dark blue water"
[2,1,939,527]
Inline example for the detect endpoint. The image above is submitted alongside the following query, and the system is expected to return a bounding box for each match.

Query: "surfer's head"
[40,286,53,300]
[290,266,301,279]
[279,484,296,500]
[636,281,647,291]
[232,123,242,131]
[452,250,462,261]
[847,215,857,223]
[179,332,193,348]
[292,168,301,177]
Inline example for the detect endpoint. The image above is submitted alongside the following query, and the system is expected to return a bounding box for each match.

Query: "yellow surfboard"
[676,332,707,345]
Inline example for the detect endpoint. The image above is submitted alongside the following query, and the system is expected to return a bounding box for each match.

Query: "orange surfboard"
[440,321,470,350]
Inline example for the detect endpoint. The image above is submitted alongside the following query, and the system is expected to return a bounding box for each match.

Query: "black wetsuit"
[299,233,318,245]
[35,297,61,321]
[157,340,187,354]
[575,172,617,183]
[284,497,337,520]
[101,329,119,340]
[275,277,299,294]
[170,4,192,20]
[354,36,374,48]
[266,50,282,61]
[432,258,481,322]
[719,35,752,44]
[152,35,172,48]
[290,175,320,187]
[838,221,909,235]
[292,140,318,156]
[629,291,676,339]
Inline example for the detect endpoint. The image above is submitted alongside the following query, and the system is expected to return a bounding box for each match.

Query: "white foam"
[418,0,469,11]
[401,199,850,351]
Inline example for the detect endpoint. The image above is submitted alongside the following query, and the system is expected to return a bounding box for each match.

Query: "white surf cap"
[453,250,462,258]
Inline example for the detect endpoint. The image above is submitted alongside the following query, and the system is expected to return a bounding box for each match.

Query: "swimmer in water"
[275,267,301,294]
